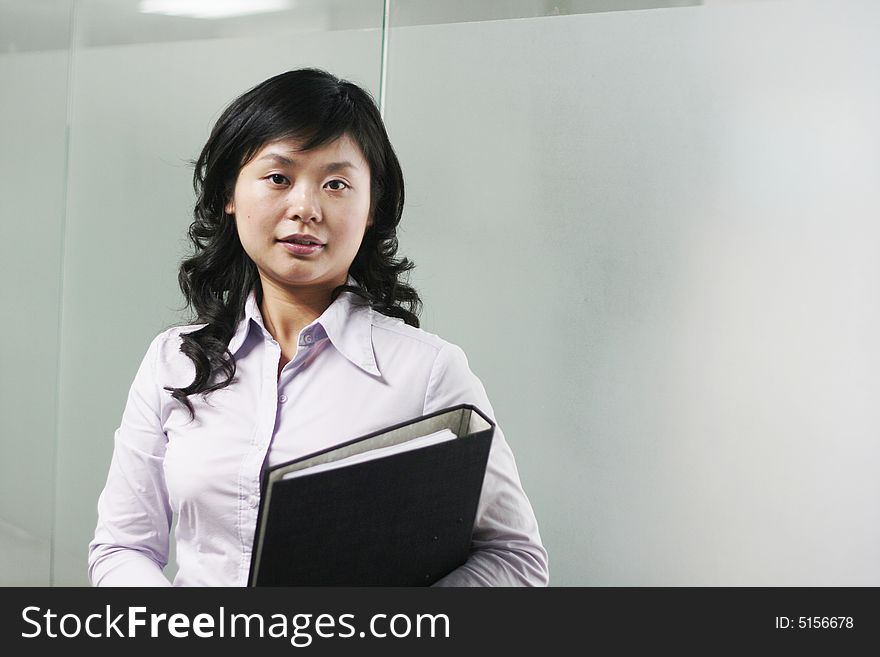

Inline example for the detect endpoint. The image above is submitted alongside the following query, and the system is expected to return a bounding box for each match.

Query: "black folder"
[248,404,495,586]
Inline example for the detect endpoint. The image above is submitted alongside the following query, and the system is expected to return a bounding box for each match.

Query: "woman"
[88,68,548,586]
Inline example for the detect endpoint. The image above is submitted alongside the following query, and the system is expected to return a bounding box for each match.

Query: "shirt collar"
[227,278,380,377]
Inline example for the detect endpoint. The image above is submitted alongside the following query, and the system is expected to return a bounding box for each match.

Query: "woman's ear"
[225,199,235,215]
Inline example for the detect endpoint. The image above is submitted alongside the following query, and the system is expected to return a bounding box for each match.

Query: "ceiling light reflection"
[138,0,294,20]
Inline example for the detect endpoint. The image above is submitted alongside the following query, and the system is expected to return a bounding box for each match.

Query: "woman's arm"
[88,335,173,587]
[423,343,549,586]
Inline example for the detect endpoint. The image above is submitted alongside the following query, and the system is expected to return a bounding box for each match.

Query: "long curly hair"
[167,68,421,419]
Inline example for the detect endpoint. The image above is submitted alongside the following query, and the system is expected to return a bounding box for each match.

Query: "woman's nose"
[286,184,322,223]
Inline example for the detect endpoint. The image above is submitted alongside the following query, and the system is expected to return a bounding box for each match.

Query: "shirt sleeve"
[87,334,173,587]
[422,342,549,586]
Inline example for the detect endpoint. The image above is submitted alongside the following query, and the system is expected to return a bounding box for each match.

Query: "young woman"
[88,68,548,586]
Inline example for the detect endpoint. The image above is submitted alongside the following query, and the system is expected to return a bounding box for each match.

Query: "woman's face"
[226,134,372,295]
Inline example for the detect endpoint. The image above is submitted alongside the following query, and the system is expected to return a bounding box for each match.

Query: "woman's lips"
[279,241,324,255]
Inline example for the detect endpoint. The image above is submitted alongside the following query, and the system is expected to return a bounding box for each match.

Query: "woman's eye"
[268,173,288,185]
[326,180,348,191]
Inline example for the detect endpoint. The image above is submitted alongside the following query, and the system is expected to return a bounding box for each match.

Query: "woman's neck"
[258,277,338,345]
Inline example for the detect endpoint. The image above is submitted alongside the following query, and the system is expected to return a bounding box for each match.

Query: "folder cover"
[248,404,495,586]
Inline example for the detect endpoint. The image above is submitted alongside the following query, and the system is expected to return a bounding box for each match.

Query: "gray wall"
[0,47,69,585]
[2,0,878,586]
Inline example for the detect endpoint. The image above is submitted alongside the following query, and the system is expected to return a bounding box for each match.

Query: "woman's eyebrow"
[321,161,358,174]
[257,152,294,166]
[256,152,359,173]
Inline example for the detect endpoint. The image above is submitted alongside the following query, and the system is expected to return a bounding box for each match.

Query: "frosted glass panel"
[0,0,71,53]
[0,2,71,585]
[386,0,880,585]
[76,0,382,47]
[391,0,701,26]
[52,6,384,585]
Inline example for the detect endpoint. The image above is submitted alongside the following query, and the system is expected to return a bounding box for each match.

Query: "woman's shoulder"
[369,311,493,415]
[369,311,456,353]
[145,323,207,366]
[369,311,475,376]
[151,322,206,342]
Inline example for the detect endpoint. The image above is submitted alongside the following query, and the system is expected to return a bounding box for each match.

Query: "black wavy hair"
[167,68,421,419]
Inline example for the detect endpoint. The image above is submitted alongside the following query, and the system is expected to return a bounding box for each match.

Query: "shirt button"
[279,394,288,403]
[247,495,258,508]
[304,334,314,344]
